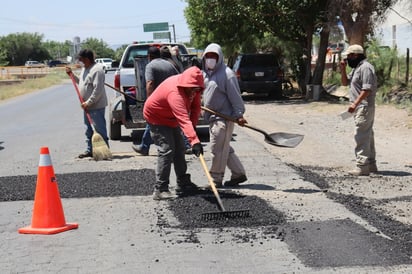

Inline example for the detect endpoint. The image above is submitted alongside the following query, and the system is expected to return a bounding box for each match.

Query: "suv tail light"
[277,69,284,81]
[114,71,120,90]
[235,69,241,79]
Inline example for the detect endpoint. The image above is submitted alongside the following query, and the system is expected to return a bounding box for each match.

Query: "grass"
[0,69,68,101]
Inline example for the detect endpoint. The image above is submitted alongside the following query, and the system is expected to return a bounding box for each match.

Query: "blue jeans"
[139,124,154,152]
[84,108,109,153]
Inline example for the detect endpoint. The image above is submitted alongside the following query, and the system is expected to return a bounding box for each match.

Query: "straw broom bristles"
[91,130,112,161]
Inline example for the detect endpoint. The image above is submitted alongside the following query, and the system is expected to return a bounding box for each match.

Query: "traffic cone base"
[19,147,78,235]
[18,223,78,235]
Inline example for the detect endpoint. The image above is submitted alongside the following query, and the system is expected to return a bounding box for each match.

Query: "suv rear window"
[239,54,278,67]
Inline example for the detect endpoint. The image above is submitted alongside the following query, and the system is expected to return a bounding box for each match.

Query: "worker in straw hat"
[340,44,378,176]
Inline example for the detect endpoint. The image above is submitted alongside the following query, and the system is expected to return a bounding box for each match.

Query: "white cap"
[344,44,364,55]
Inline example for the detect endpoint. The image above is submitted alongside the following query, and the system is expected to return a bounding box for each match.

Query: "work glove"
[192,143,203,157]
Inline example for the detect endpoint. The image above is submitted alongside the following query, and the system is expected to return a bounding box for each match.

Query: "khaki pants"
[209,120,245,183]
[353,105,376,166]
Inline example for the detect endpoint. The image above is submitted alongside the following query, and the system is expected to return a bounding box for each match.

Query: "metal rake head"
[201,209,250,221]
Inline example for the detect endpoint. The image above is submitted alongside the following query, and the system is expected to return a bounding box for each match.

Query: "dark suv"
[231,53,284,98]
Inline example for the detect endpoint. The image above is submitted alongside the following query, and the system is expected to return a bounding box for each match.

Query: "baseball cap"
[344,44,364,55]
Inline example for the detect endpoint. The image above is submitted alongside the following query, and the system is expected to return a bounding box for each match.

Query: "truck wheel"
[109,122,121,140]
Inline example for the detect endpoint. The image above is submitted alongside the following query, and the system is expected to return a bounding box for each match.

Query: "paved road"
[0,80,411,273]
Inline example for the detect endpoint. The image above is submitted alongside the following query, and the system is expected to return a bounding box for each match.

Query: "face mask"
[347,56,364,68]
[205,58,217,70]
[78,61,85,67]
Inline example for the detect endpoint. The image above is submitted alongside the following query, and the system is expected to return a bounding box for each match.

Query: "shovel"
[201,106,304,148]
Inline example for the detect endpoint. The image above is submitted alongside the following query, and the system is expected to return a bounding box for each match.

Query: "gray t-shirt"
[348,59,377,107]
[78,63,107,109]
[145,58,179,90]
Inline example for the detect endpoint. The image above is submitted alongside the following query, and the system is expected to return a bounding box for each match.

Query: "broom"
[68,72,112,161]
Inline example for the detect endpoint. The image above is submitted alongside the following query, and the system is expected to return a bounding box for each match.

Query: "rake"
[199,154,250,221]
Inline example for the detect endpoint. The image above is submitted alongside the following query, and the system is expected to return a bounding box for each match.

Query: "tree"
[43,40,71,60]
[81,38,115,59]
[0,32,51,66]
[330,0,399,45]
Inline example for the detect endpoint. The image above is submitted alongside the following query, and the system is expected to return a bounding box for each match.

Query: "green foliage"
[42,40,72,60]
[366,40,398,89]
[114,44,128,61]
[0,48,8,66]
[81,38,115,59]
[0,32,51,65]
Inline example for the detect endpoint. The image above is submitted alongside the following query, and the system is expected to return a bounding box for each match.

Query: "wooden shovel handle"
[199,154,226,212]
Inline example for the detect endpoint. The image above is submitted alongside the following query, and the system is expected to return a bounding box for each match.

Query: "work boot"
[224,174,248,187]
[369,163,378,173]
[78,151,92,159]
[153,190,176,200]
[175,182,200,195]
[348,166,370,176]
[132,144,149,156]
[175,174,200,195]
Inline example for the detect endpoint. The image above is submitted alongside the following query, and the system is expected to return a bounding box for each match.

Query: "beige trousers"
[209,120,246,183]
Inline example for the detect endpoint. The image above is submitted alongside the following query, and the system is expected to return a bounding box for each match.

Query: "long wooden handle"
[68,72,95,128]
[201,106,270,138]
[199,154,226,212]
[104,82,142,102]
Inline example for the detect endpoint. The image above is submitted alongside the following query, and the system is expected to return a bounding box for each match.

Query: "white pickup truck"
[109,42,203,140]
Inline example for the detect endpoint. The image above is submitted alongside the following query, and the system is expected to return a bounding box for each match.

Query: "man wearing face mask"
[340,44,378,176]
[66,49,109,159]
[201,43,248,188]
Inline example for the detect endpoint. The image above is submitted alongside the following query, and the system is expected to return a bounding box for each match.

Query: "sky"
[1,0,410,53]
[378,0,412,54]
[0,0,191,48]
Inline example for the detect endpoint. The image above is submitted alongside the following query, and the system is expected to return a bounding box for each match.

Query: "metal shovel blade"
[265,132,304,148]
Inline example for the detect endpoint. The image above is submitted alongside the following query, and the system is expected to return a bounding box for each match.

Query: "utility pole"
[170,24,176,43]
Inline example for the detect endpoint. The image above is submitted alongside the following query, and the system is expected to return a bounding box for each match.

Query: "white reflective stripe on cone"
[39,154,52,167]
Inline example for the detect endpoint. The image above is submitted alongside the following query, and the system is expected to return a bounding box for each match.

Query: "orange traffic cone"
[18,147,78,234]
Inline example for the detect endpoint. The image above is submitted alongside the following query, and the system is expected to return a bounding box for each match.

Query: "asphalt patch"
[168,191,286,229]
[0,169,155,201]
[281,219,412,267]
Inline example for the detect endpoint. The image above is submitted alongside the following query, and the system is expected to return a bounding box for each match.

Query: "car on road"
[25,61,45,68]
[95,58,113,73]
[48,60,68,67]
[231,53,284,98]
[109,42,203,140]
[327,42,345,54]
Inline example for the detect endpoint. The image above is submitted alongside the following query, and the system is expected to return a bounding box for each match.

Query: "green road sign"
[153,32,170,40]
[143,22,169,32]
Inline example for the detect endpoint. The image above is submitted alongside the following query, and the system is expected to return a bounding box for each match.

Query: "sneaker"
[175,181,200,195]
[224,174,248,187]
[348,166,370,176]
[153,190,176,200]
[369,163,378,173]
[185,148,193,155]
[78,151,92,159]
[132,144,149,156]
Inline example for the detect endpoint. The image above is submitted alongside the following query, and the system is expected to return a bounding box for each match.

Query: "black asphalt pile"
[168,191,286,229]
[0,169,155,201]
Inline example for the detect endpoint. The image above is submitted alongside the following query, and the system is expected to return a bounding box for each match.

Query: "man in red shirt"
[143,66,205,200]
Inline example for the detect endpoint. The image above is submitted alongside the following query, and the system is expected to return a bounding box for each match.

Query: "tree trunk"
[312,25,330,85]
